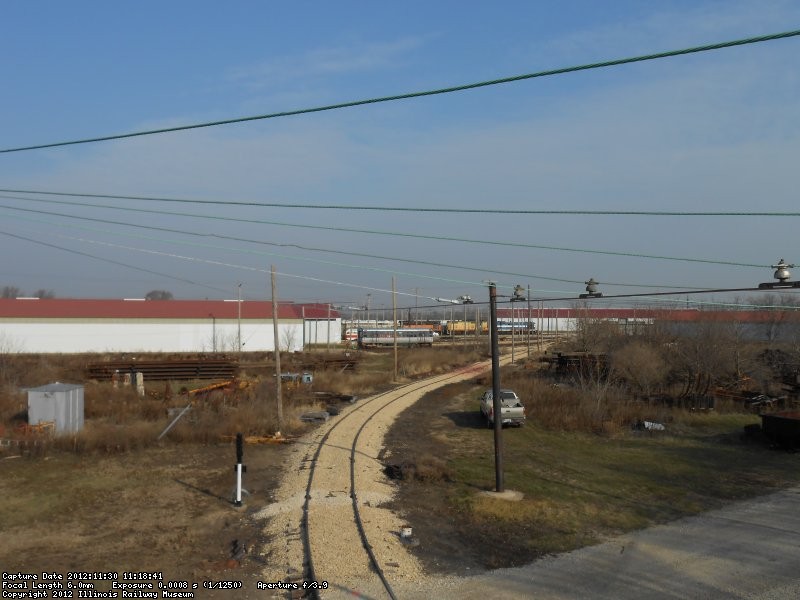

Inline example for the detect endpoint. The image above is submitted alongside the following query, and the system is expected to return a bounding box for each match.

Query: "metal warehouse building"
[0,298,341,354]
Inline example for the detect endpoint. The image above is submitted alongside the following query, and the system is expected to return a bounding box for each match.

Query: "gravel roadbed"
[255,362,499,598]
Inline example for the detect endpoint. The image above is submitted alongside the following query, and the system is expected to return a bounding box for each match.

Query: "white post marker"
[234,433,247,507]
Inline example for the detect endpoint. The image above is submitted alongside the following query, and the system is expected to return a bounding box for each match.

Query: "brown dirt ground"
[0,379,528,597]
[0,390,486,598]
[0,441,289,598]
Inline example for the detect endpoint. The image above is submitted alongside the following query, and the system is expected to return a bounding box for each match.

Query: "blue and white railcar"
[357,328,435,348]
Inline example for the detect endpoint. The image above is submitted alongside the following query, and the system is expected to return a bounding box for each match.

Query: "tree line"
[1,287,174,300]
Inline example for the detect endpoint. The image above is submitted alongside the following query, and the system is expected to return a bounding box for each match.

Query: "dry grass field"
[384,358,800,573]
[0,345,485,592]
[2,341,799,590]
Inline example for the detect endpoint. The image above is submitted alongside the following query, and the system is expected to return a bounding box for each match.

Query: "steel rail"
[300,360,500,598]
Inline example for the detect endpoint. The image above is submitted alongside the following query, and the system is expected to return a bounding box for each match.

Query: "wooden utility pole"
[392,277,398,381]
[271,265,283,428]
[489,283,504,493]
[527,284,531,359]
[326,303,331,353]
[237,283,242,353]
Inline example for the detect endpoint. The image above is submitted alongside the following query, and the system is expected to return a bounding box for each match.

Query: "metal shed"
[27,383,84,434]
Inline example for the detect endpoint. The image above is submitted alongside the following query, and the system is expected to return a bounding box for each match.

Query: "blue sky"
[1,1,799,311]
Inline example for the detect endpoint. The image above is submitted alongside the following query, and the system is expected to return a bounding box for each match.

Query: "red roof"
[0,298,339,320]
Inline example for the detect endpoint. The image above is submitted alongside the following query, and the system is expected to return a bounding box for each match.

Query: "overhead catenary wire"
[0,197,717,289]
[2,188,800,217]
[0,230,231,296]
[21,227,798,313]
[37,228,490,292]
[0,226,429,301]
[0,207,769,300]
[0,198,769,270]
[1,29,798,154]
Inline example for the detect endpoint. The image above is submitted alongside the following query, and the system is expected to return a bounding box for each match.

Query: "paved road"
[383,486,800,600]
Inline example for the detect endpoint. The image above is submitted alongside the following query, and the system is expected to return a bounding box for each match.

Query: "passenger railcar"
[357,328,435,348]
[496,321,535,335]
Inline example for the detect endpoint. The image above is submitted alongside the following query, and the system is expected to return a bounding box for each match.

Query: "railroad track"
[288,357,511,599]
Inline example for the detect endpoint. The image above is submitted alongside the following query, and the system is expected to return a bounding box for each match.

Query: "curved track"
[297,359,503,599]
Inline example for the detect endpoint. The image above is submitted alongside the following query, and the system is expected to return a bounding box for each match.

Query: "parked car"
[480,388,526,427]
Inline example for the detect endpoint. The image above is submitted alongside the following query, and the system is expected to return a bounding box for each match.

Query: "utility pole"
[271,266,283,429]
[237,283,242,353]
[475,305,480,347]
[527,284,531,359]
[463,301,467,343]
[510,284,525,364]
[392,277,398,381]
[326,303,331,353]
[488,283,504,493]
[511,302,515,363]
[538,300,543,351]
[451,295,473,343]
[210,314,217,352]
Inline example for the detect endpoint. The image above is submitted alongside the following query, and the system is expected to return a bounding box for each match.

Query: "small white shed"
[27,383,85,434]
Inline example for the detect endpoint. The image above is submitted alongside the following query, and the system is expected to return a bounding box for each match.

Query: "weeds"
[0,347,486,456]
[386,453,454,483]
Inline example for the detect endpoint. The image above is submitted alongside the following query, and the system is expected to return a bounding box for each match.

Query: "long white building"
[0,298,341,354]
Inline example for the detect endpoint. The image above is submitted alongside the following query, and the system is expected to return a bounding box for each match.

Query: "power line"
[10,221,792,312]
[2,29,798,154]
[412,294,800,312]
[0,230,230,295]
[41,229,800,311]
[526,286,800,304]
[2,188,799,217]
[0,196,712,289]
[1,226,437,301]
[42,232,437,300]
[0,197,768,269]
[10,220,490,291]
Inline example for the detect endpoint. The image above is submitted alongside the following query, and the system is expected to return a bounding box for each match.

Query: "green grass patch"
[389,383,800,565]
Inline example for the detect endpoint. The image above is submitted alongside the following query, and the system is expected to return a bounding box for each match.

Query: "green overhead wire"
[1,29,798,153]
[0,198,767,269]
[18,226,797,311]
[4,225,794,311]
[2,188,799,217]
[0,195,714,288]
[0,230,229,295]
[0,211,489,290]
[38,230,800,311]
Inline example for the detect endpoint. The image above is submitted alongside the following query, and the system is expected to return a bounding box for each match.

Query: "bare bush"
[387,454,453,482]
[613,340,668,399]
[571,303,626,354]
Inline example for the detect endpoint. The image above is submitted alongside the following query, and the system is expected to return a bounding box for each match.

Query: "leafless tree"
[280,328,299,352]
[33,289,55,299]
[751,293,800,343]
[145,290,174,300]
[571,301,626,354]
[2,286,21,299]
[0,332,24,386]
[613,340,668,399]
[671,319,737,397]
